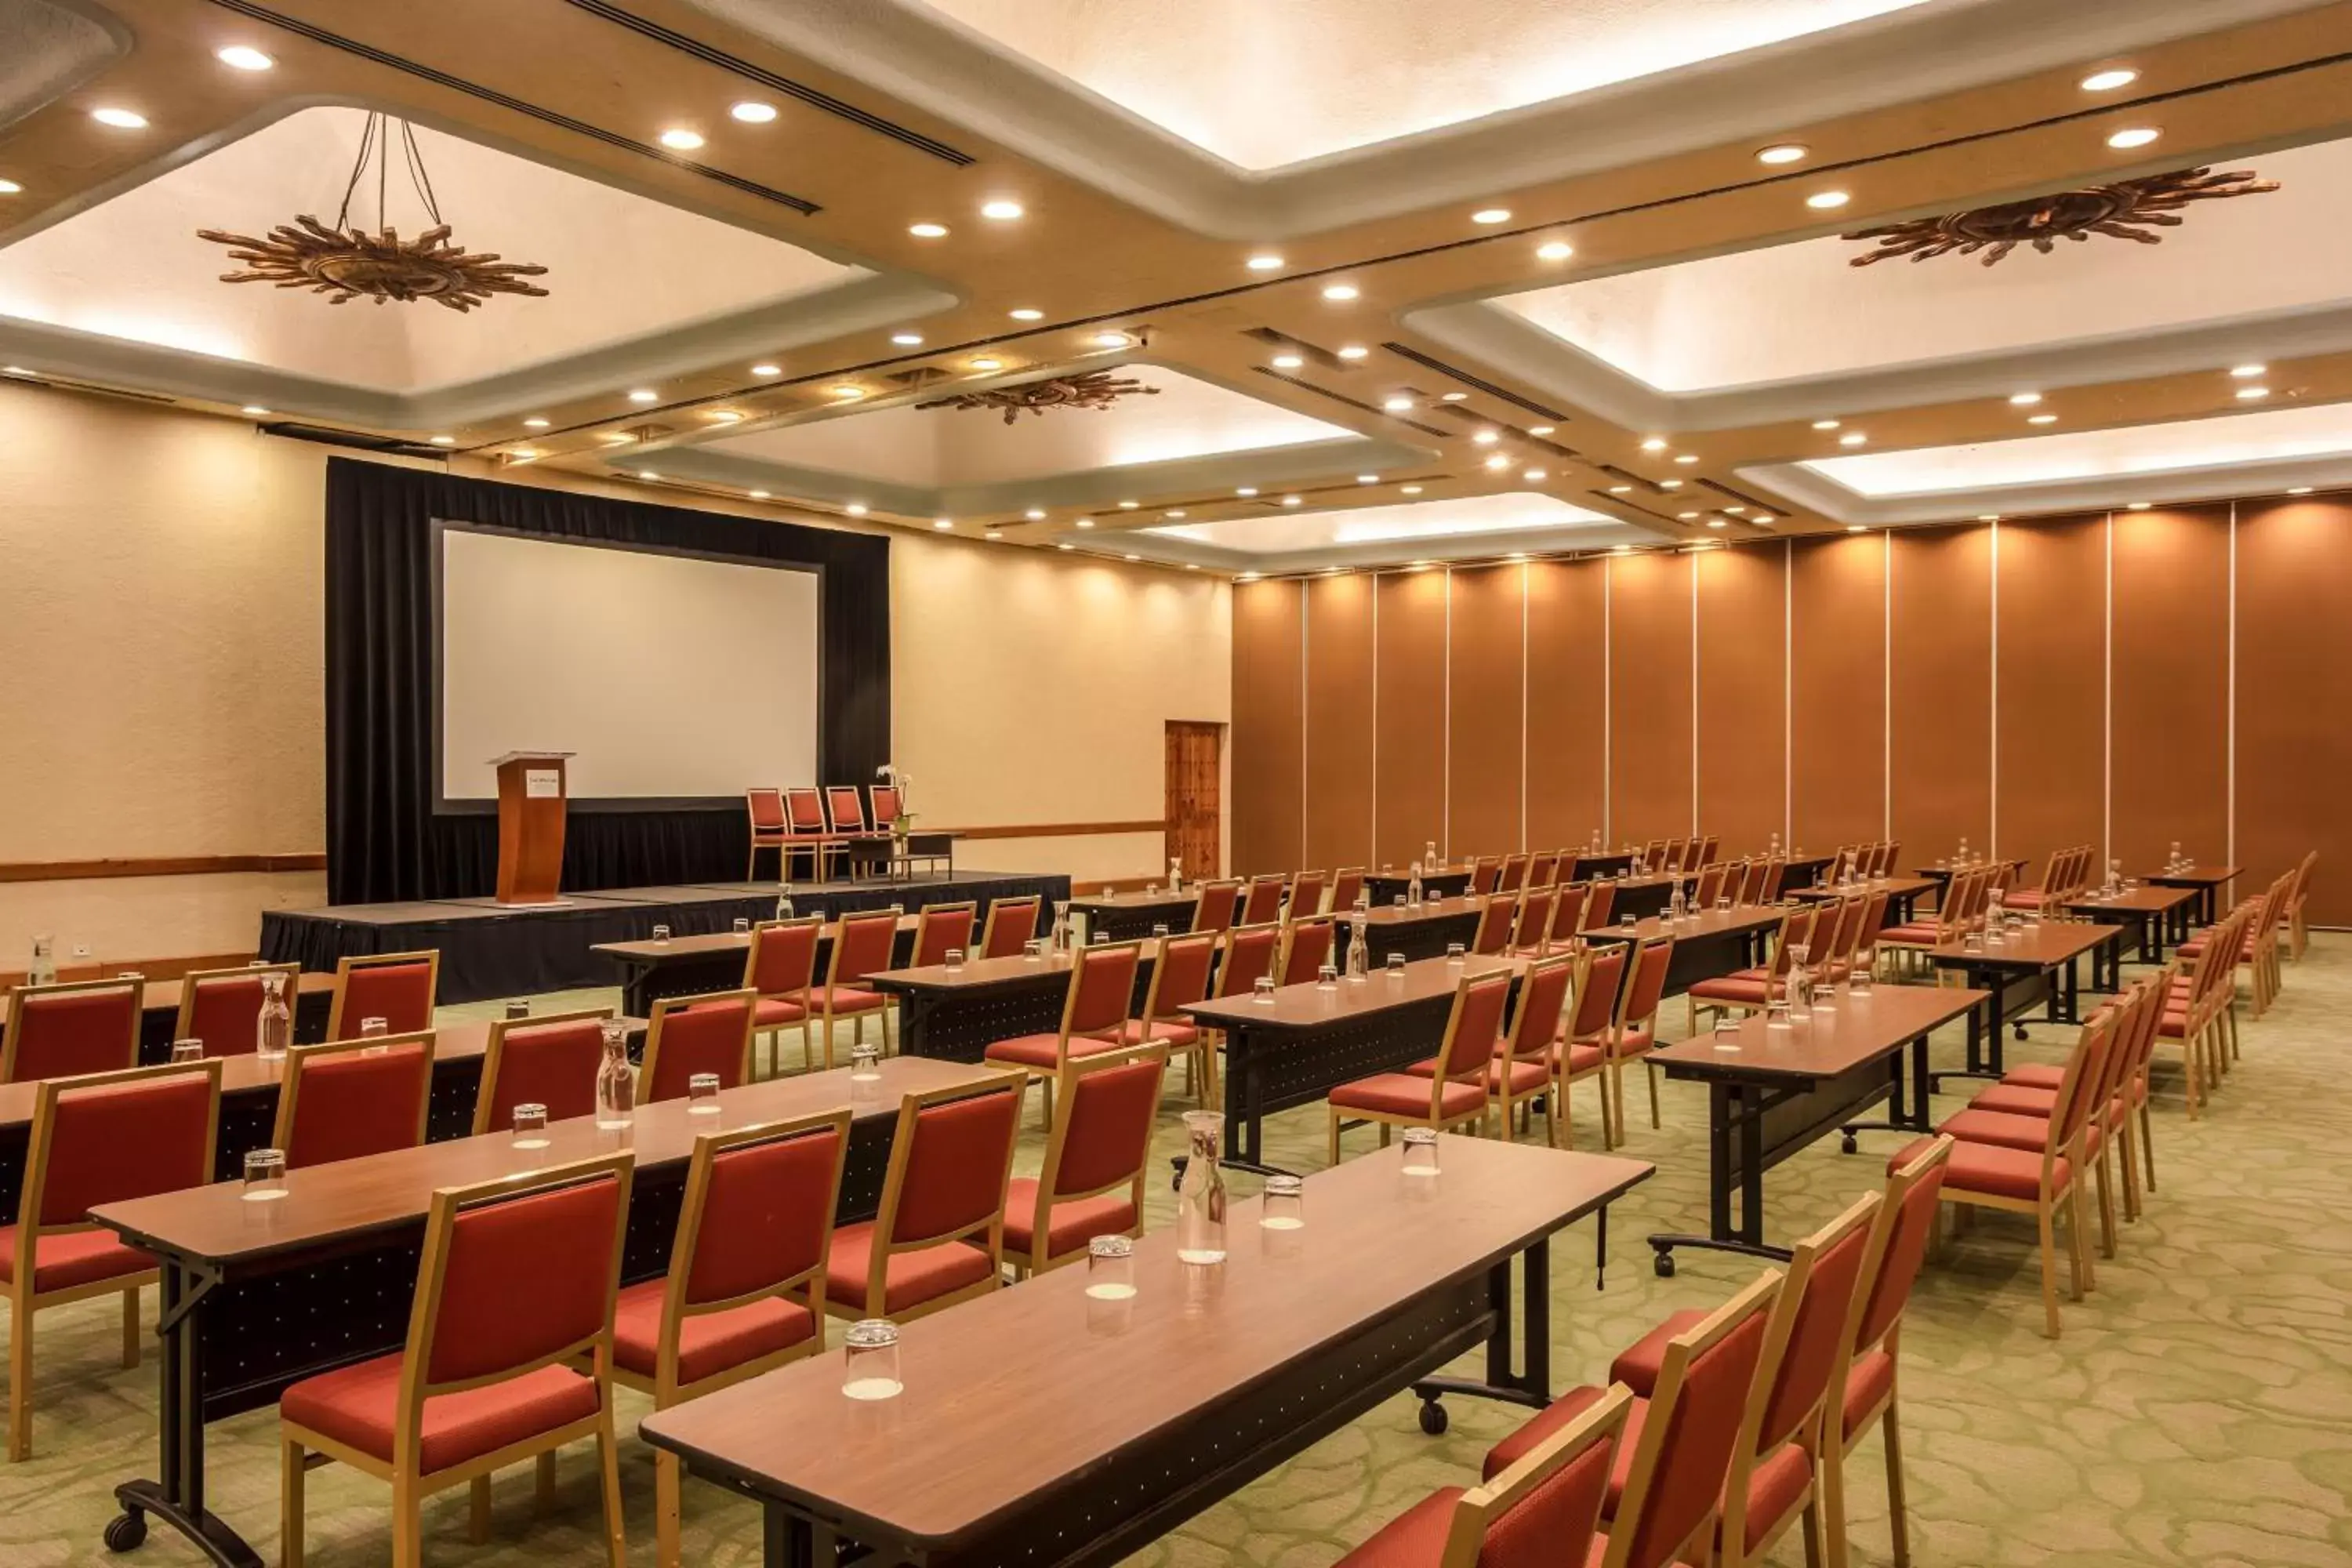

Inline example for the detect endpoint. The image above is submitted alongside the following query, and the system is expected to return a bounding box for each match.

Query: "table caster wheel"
[1841,1132,1859,1155]
[1418,1399,1449,1436]
[1653,1250,1675,1279]
[105,1510,147,1553]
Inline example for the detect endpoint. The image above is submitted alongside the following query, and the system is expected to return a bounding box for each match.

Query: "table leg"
[109,1261,261,1566]
[1413,1238,1552,1428]
[763,1507,815,1568]
[1650,1083,1791,1276]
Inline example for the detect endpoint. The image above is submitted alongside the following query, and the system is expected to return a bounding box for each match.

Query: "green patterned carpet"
[7,940,2350,1566]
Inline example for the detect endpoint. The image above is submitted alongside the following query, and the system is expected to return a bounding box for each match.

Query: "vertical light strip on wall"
[1442,568,1454,864]
[1299,580,1311,867]
[1602,557,1613,844]
[1882,531,1893,840]
[2102,514,2114,862]
[1519,562,1530,851]
[1690,552,1701,835]
[1782,540,1793,847]
[2227,502,2238,865]
[1368,573,1380,866]
[1988,521,2000,856]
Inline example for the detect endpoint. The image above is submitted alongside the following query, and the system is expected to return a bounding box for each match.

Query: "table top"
[1581,905,1785,943]
[1357,894,1486,926]
[2064,886,2194,915]
[1650,982,1987,1083]
[1927,921,2118,969]
[1792,876,1939,903]
[1914,858,2028,879]
[639,1137,1653,1550]
[1184,953,1522,1029]
[866,949,1083,995]
[592,914,920,965]
[91,1055,994,1268]
[1066,889,1200,912]
[2143,865,2239,887]
[119,971,339,1017]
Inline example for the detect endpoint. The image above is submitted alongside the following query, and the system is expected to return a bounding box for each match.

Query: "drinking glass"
[511,1103,550,1150]
[1386,953,1407,977]
[1151,924,1171,939]
[1253,976,1278,1005]
[1400,1127,1441,1176]
[1394,894,1409,910]
[1711,1013,1743,1051]
[170,1038,204,1064]
[1023,938,1047,964]
[1085,1234,1137,1299]
[504,999,532,1021]
[851,1044,882,1080]
[1445,942,1466,967]
[1261,1174,1305,1229]
[1850,959,1875,998]
[731,917,750,935]
[652,924,672,944]
[1316,963,1338,991]
[944,947,967,974]
[242,1148,287,1201]
[841,1319,902,1400]
[1620,912,1637,932]
[359,1017,387,1038]
[688,1073,722,1114]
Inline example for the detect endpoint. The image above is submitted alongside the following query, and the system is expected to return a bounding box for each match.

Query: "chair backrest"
[641,991,757,1102]
[1472,895,1516,956]
[912,902,978,967]
[1617,935,1676,1034]
[1690,863,1726,908]
[829,911,902,987]
[747,788,787,834]
[1603,1271,1782,1568]
[1505,955,1576,1062]
[1497,854,1529,895]
[1059,942,1143,1040]
[1767,906,1815,981]
[1526,853,1559,889]
[825,786,868,834]
[745,916,824,996]
[1240,875,1288,926]
[1279,917,1338,985]
[1849,888,1891,964]
[1699,834,1721,866]
[981,896,1042,957]
[1567,942,1630,1040]
[1847,1135,1955,1363]
[275,1030,437,1171]
[1470,856,1503,895]
[472,1008,613,1134]
[1434,968,1515,1083]
[176,963,300,1058]
[869,783,903,827]
[1740,1192,1882,1455]
[1756,857,1788,902]
[409,1156,633,1407]
[1215,923,1283,998]
[1142,932,1219,1022]
[878,1073,1027,1255]
[1192,880,1243,934]
[2,977,142,1083]
[784,786,829,833]
[1513,887,1557,952]
[1041,1045,1166,1204]
[327,950,438,1041]
[1289,870,1328,918]
[1550,882,1591,946]
[654,1112,848,1392]
[1329,867,1367,912]
[1584,879,1617,928]
[1445,1384,1633,1568]
[20,1062,220,1243]
[2045,1007,2121,1167]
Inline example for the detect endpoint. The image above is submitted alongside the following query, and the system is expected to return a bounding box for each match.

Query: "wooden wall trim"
[946,820,1167,841]
[0,853,329,884]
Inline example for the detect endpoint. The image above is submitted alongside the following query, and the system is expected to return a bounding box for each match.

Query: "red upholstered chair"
[985,941,1143,1126]
[1526,852,1559,890]
[1640,839,1668,873]
[472,1009,613,1134]
[824,785,869,837]
[274,1031,436,1171]
[1699,834,1722,867]
[1890,1006,2115,1338]
[745,788,789,880]
[1240,874,1288,927]
[1584,879,1617,930]
[641,991,757,1102]
[868,782,903,831]
[1610,933,1677,1135]
[783,786,844,880]
[1192,879,1243,934]
[1878,866,1980,978]
[1334,1383,1632,1568]
[1486,1271,1780,1568]
[279,1155,633,1568]
[325,950,438,1042]
[173,962,299,1058]
[1556,941,1628,1149]
[1408,953,1576,1147]
[1330,867,1367,913]
[1497,854,1530,895]
[0,976,141,1084]
[813,912,898,1066]
[910,902,977,967]
[1327,967,1510,1163]
[979,895,1043,958]
[1508,886,1557,957]
[4,1059,220,1459]
[741,915,823,1074]
[1289,869,1329,918]
[1471,894,1516,956]
[2158,903,2245,1116]
[1823,1136,1951,1568]
[612,1112,848,1568]
[826,1072,1025,1321]
[1004,1044,1167,1276]
[1279,916,1339,985]
[1468,856,1502,895]
[1755,856,1788,904]
[1687,904,1813,1036]
[2179,870,2293,1019]
[2002,966,2172,1218]
[1690,862,1728,909]
[1094,931,1218,1102]
[1547,882,1592,953]
[2285,848,2318,960]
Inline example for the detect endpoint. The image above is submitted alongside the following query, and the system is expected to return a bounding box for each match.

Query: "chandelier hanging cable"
[198,112,551,308]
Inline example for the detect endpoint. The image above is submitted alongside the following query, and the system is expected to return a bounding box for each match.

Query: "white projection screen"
[437,524,820,804]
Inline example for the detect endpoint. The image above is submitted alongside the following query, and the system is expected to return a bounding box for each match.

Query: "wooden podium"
[490,752,573,905]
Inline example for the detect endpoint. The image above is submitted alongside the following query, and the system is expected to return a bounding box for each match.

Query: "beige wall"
[0,379,1229,967]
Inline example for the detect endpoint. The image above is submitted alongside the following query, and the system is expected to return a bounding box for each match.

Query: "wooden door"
[1164,720,1223,880]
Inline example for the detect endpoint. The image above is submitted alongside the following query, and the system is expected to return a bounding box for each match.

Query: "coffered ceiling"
[1,0,2349,574]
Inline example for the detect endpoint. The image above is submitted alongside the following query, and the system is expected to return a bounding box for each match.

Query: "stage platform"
[260,871,1072,1004]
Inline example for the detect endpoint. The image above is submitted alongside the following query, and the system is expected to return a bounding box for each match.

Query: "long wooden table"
[1183,953,1523,1175]
[0,972,338,1064]
[1363,863,1475,903]
[1067,888,1200,942]
[1580,905,1783,996]
[88,1054,996,1568]
[640,1138,1654,1568]
[593,913,924,1016]
[2143,863,2238,926]
[1345,894,1486,965]
[1923,920,2118,1088]
[2063,885,2196,980]
[1646,983,1985,1276]
[1791,875,1936,927]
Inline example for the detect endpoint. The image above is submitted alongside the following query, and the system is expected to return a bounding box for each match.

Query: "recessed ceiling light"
[1401,485,1424,495]
[2230,364,2267,379]
[1075,517,1096,528]
[1471,208,1512,225]
[2009,391,2042,405]
[1536,241,1573,260]
[934,518,954,530]
[627,389,658,403]
[600,432,635,445]
[970,357,1003,371]
[2287,486,2314,495]
[1806,191,1851,210]
[2028,413,2059,424]
[92,107,148,129]
[1337,345,1369,360]
[985,530,1004,540]
[1008,307,1044,321]
[751,363,782,377]
[1117,499,1138,510]
[1024,508,1046,521]
[830,386,864,399]
[637,470,659,480]
[1640,437,1668,452]
[706,409,744,423]
[891,332,924,346]
[1271,354,1304,369]
[1756,143,1809,165]
[1166,509,1188,519]
[1523,467,1548,481]
[731,101,778,122]
[1660,479,1683,489]
[980,199,1025,220]
[1280,495,1303,506]
[1185,563,1200,571]
[429,435,456,446]
[0,180,20,195]
[2126,502,2152,511]
[1678,511,1700,521]
[1607,485,1632,494]
[1321,283,1359,301]
[1472,430,1500,446]
[1356,474,1378,484]
[1847,524,1870,533]
[1838,433,1867,446]
[1723,506,1745,515]
[1440,392,1468,402]
[1057,543,1076,552]
[846,503,869,517]
[507,448,541,460]
[2081,68,2138,93]
[2107,128,2160,150]
[239,404,268,415]
[523,416,550,428]
[658,128,705,151]
[1527,424,1555,437]
[1753,514,1777,524]
[1812,419,1842,431]
[1236,486,1258,498]
[1978,514,2002,523]
[1674,453,1698,465]
[908,222,949,238]
[1484,455,1511,471]
[1707,518,1727,529]
[216,45,274,71]
[1382,396,1414,412]
[1091,332,1130,349]
[2237,386,2270,401]
[1246,253,1284,271]
[749,489,770,499]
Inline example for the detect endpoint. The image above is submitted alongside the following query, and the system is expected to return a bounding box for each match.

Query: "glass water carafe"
[1175,1111,1228,1264]
[595,1020,636,1128]
[1345,913,1370,981]
[27,935,55,987]
[256,971,291,1061]
[1168,857,1184,894]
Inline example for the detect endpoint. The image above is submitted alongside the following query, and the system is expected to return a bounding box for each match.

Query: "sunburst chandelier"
[198,114,550,309]
[917,370,1160,423]
[1842,166,2278,268]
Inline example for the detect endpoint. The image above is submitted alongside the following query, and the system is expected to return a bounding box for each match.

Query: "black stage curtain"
[325,457,890,904]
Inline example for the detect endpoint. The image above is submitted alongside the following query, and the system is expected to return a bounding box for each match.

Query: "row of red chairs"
[1341,1139,1952,1568]
[744,784,905,880]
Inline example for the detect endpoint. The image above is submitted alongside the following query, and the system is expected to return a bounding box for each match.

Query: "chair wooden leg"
[1646,1061,1661,1130]
[2064,1183,2091,1300]
[1327,1106,1341,1167]
[598,1409,628,1568]
[121,1286,140,1369]
[1819,1433,1849,1568]
[657,1450,684,1568]
[1882,1400,1913,1568]
[1557,1076,1576,1150]
[536,1449,557,1508]
[2035,1200,2062,1338]
[2094,1143,2118,1258]
[469,1473,492,1543]
[392,1475,423,1568]
[2139,1099,2158,1192]
[9,1297,31,1462]
[1036,1076,1054,1133]
[281,1439,307,1568]
[2118,1116,2143,1222]
[1799,1496,1824,1568]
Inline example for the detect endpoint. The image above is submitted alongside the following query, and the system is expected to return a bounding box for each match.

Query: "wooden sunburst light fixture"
[198,114,549,309]
[1842,166,2278,267]
[917,370,1160,424]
